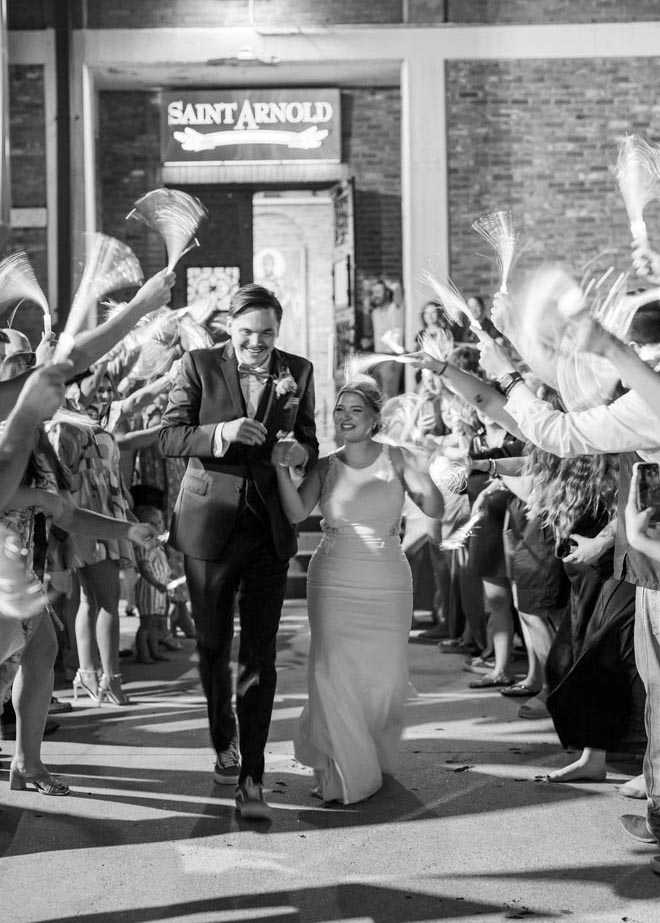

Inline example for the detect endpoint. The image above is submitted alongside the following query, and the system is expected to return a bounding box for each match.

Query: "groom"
[159,284,318,818]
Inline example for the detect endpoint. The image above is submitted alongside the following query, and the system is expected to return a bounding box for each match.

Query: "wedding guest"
[477,304,660,850]
[48,366,136,706]
[368,280,404,398]
[133,506,171,664]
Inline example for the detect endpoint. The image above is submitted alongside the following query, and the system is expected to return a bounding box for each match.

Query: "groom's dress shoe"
[214,743,240,785]
[619,814,657,844]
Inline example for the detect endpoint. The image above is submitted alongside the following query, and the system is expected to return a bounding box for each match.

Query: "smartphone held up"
[634,461,660,524]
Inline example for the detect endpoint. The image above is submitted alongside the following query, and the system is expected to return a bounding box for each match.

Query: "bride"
[273,376,444,804]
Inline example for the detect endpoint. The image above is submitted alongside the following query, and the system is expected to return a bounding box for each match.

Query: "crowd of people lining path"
[3,168,660,883]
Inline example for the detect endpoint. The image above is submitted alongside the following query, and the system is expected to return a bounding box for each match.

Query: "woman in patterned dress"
[47,367,137,706]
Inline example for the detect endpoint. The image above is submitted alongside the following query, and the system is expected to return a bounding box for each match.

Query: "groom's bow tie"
[237,363,271,382]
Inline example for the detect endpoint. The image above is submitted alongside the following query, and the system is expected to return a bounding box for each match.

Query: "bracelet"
[488,457,498,478]
[498,371,523,397]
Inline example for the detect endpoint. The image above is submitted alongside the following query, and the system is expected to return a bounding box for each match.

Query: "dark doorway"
[167,185,253,311]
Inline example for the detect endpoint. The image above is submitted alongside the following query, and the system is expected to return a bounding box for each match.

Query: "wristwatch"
[497,371,523,397]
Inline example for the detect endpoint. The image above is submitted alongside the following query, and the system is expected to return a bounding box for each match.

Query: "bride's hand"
[272,436,307,469]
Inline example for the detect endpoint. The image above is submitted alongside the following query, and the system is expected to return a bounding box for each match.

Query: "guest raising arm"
[0,270,175,422]
[477,307,660,461]
[407,347,525,441]
[574,312,660,426]
[0,363,71,510]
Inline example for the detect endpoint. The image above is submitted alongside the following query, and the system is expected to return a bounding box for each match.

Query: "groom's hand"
[222,418,267,447]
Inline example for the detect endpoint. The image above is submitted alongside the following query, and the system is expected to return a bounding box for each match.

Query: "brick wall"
[444,1,660,24]
[342,87,402,302]
[98,90,164,285]
[446,57,660,303]
[7,0,52,30]
[78,0,249,29]
[9,65,46,209]
[13,0,658,29]
[77,0,403,29]
[253,0,403,26]
[5,65,47,345]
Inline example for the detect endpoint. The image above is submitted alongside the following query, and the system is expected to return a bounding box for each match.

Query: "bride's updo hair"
[336,377,386,418]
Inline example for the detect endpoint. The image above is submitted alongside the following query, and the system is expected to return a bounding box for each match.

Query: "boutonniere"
[274,368,297,399]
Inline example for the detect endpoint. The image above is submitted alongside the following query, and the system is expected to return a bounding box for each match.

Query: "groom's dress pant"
[184,497,288,784]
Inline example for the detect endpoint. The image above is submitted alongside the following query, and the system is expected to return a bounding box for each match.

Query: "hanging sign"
[161,88,341,165]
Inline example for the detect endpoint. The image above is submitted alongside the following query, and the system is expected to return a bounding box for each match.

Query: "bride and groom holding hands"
[159,283,443,819]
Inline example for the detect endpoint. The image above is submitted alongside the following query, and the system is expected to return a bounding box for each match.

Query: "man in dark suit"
[159,284,318,818]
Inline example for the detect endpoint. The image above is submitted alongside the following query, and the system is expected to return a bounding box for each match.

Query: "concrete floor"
[1,603,660,923]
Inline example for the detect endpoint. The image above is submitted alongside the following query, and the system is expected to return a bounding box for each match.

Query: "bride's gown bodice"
[319,449,405,545]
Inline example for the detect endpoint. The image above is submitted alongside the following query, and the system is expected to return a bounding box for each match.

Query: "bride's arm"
[392,447,445,519]
[274,457,326,524]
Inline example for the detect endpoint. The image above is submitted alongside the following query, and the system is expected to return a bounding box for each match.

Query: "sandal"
[469,672,514,689]
[98,673,131,706]
[9,764,70,796]
[501,683,542,698]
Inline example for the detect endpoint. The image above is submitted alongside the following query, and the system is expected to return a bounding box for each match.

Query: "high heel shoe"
[98,672,131,706]
[9,764,70,796]
[72,669,100,705]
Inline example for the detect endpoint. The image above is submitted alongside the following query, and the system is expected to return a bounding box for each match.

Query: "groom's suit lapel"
[219,342,247,417]
[254,348,281,427]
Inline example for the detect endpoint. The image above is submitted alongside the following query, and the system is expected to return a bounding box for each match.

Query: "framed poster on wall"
[185,266,240,314]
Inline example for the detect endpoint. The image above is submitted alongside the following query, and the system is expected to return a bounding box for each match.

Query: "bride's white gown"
[295,448,413,804]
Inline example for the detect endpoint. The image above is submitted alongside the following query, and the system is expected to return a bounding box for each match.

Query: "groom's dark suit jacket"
[159,342,318,563]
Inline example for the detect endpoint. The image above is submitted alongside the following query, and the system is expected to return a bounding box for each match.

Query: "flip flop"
[518,697,550,719]
[500,683,542,698]
[469,673,514,689]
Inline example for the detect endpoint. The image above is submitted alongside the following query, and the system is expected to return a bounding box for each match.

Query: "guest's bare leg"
[13,614,57,775]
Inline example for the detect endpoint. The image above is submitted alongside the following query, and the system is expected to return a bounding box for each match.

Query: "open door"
[330,179,356,388]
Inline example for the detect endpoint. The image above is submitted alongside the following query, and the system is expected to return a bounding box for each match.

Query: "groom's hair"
[229,284,283,324]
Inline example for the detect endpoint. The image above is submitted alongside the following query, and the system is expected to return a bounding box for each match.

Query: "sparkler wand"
[127,188,207,272]
[419,271,485,338]
[615,134,660,247]
[53,234,143,362]
[471,210,520,294]
[0,251,51,336]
